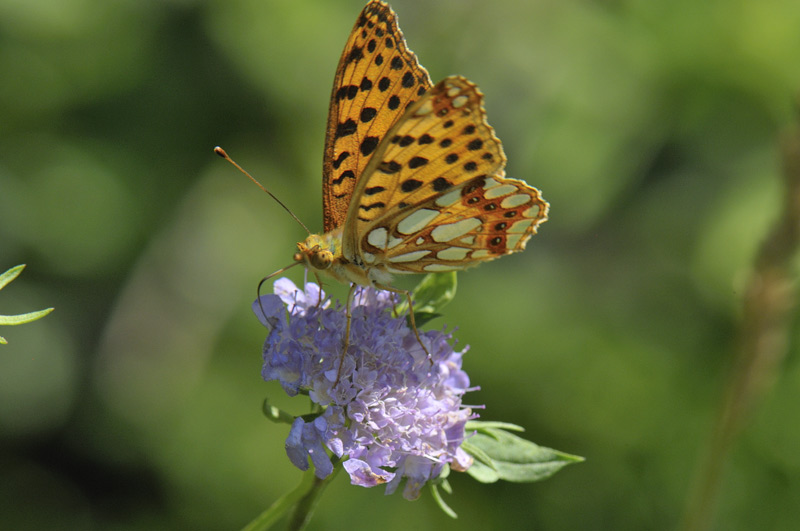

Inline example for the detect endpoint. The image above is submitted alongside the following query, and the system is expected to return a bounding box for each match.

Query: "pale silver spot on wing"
[388,250,432,263]
[482,176,503,190]
[424,263,458,272]
[446,85,460,97]
[523,204,543,218]
[509,219,535,233]
[362,251,376,264]
[437,247,469,261]
[414,99,434,116]
[387,235,404,249]
[484,183,518,199]
[471,249,490,259]
[435,188,461,208]
[501,194,532,208]
[460,235,476,245]
[397,208,439,235]
[415,236,425,245]
[431,218,481,242]
[367,227,388,248]
[505,233,526,250]
[452,95,468,108]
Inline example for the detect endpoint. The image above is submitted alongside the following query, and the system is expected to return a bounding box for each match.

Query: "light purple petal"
[343,459,394,487]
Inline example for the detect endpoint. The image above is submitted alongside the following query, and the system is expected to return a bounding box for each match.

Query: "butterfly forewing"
[322,0,433,233]
[340,75,548,272]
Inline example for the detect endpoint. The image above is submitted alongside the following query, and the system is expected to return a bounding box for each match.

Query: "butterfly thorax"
[295,230,393,287]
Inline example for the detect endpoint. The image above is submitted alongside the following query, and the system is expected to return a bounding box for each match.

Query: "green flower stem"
[241,461,340,531]
[287,463,340,531]
[681,109,800,530]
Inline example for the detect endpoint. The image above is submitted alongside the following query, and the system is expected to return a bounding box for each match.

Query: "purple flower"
[254,278,475,499]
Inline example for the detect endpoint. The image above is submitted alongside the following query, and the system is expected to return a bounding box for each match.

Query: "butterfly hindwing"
[339,75,546,271]
[379,173,548,273]
[322,0,433,233]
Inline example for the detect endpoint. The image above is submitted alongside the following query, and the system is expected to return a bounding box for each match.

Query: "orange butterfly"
[220,1,548,383]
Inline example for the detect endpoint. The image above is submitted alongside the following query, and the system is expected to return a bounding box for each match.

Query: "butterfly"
[224,0,549,384]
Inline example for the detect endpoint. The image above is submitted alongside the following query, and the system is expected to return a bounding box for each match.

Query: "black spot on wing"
[360,107,377,123]
[365,186,386,196]
[332,170,355,185]
[378,160,402,174]
[467,139,483,151]
[432,177,452,191]
[401,179,423,192]
[332,151,350,170]
[360,136,380,156]
[335,119,357,139]
[408,156,428,169]
[360,201,386,211]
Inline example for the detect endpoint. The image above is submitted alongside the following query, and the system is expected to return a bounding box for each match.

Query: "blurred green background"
[2,0,800,529]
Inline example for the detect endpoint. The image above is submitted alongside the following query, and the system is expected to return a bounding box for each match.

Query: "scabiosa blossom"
[253,278,475,499]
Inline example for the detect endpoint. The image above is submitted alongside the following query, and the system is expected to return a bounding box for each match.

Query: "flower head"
[254,278,475,499]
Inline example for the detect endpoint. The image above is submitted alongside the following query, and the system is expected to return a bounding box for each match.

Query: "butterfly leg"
[376,284,432,365]
[333,283,358,387]
[313,271,325,308]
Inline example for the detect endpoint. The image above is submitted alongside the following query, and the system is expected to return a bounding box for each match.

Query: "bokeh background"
[2,0,800,529]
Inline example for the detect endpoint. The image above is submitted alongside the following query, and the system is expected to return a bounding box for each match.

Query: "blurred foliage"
[2,0,800,529]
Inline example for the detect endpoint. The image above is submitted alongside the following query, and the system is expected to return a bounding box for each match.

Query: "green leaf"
[394,272,458,318]
[465,420,525,433]
[0,308,55,326]
[0,265,54,345]
[430,483,458,519]
[410,272,457,315]
[464,428,584,484]
[0,265,25,291]
[464,457,500,483]
[459,440,497,471]
[410,311,441,328]
[439,478,453,495]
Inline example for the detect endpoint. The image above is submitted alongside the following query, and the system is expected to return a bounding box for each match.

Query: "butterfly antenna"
[255,261,304,322]
[214,146,311,235]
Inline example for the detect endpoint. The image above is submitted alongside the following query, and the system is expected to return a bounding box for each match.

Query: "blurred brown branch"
[682,109,800,530]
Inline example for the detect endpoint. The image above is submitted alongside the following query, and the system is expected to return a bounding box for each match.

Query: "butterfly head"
[295,233,337,272]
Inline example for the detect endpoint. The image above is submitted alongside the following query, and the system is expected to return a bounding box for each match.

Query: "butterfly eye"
[311,250,334,270]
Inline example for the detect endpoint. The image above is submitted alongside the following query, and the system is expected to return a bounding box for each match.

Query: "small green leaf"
[262,399,296,425]
[466,420,525,433]
[439,478,453,495]
[464,457,500,483]
[460,440,497,471]
[465,429,583,483]
[0,265,25,291]
[0,308,55,326]
[410,311,441,328]
[430,483,458,519]
[0,265,54,345]
[411,272,457,315]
